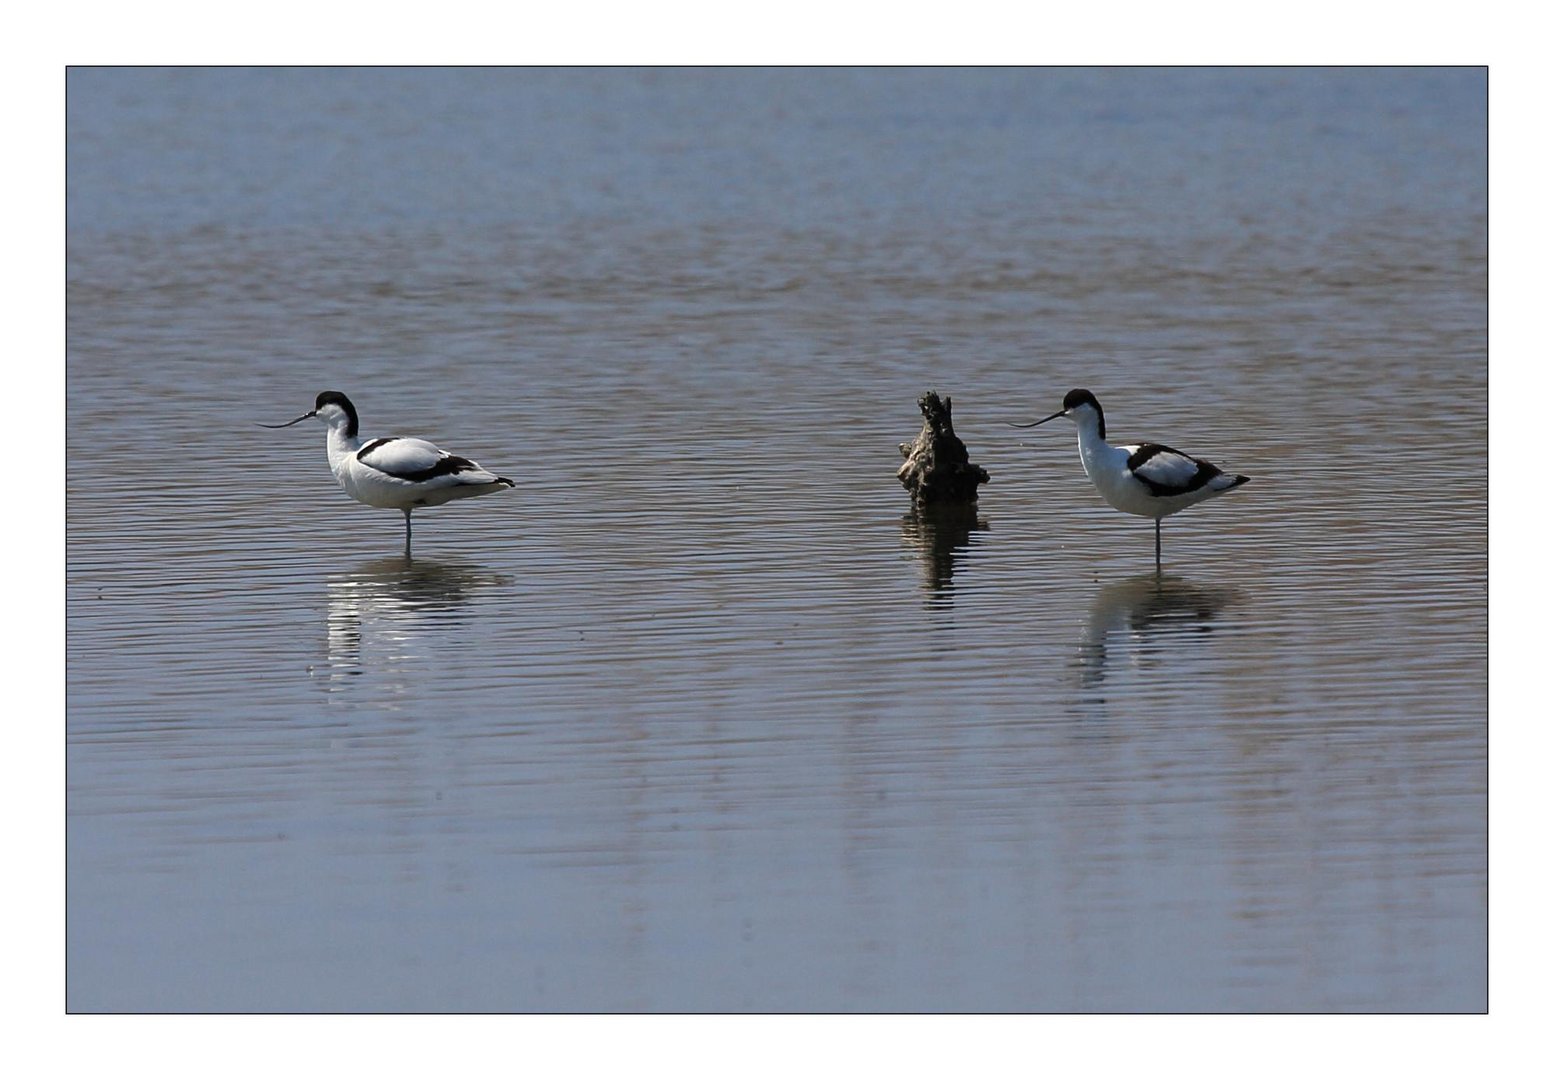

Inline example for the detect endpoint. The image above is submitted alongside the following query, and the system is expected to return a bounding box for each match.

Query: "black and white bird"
[1011,388,1249,569]
[261,391,514,554]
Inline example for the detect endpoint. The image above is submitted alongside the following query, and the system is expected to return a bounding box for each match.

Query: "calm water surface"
[66,68,1486,1012]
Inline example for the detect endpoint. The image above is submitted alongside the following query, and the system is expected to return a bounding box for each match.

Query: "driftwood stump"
[897,391,989,505]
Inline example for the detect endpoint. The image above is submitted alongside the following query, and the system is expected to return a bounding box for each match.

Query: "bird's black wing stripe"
[1127,443,1221,496]
[392,455,481,483]
[358,438,484,483]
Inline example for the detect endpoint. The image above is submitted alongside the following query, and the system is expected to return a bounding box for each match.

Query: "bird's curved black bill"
[1004,409,1066,429]
[258,411,316,429]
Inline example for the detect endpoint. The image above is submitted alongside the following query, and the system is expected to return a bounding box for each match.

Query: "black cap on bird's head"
[1062,388,1100,413]
[314,390,353,412]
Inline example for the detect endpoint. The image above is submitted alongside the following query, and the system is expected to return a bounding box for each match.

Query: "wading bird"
[261,391,514,555]
[1010,388,1249,570]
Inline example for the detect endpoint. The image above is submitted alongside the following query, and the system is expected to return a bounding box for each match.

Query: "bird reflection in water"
[1075,572,1239,691]
[320,556,512,684]
[900,502,989,608]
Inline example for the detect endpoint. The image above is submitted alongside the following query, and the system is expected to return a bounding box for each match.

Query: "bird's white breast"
[326,431,418,509]
[1079,441,1165,517]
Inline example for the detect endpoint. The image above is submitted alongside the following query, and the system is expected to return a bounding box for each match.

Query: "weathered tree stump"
[897,391,989,505]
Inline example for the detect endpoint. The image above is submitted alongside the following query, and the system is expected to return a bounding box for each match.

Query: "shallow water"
[66,67,1486,1012]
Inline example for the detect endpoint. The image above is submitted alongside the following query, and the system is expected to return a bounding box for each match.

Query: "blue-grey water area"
[66,68,1486,1012]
